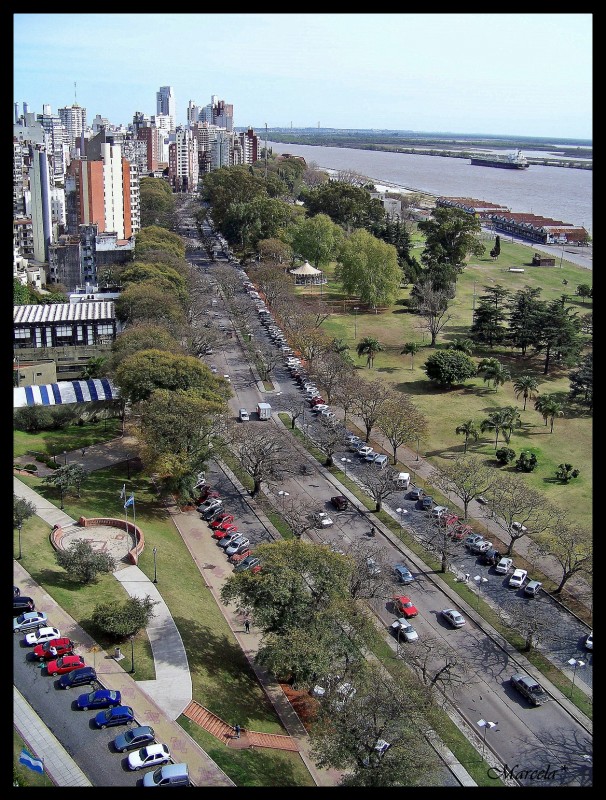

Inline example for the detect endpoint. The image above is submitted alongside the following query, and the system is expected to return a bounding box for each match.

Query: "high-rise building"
[156,86,176,130]
[59,104,87,150]
[168,128,199,192]
[36,108,67,182]
[29,146,53,263]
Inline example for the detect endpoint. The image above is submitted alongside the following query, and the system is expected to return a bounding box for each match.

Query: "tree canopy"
[335,229,401,308]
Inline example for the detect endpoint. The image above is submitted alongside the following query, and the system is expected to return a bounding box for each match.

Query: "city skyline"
[14,13,592,140]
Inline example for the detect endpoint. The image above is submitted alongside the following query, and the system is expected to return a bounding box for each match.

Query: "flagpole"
[125,504,129,552]
[132,495,136,532]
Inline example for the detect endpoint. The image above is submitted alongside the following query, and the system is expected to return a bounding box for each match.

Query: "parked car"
[13,611,48,633]
[421,496,434,510]
[202,505,225,522]
[477,495,488,505]
[393,595,418,618]
[349,440,366,453]
[24,626,62,647]
[142,763,190,787]
[233,556,262,574]
[47,654,86,676]
[33,637,74,661]
[58,666,97,689]
[209,513,235,530]
[511,521,528,533]
[309,396,326,406]
[311,404,329,413]
[76,689,122,711]
[390,618,419,643]
[440,513,459,528]
[509,569,528,589]
[464,534,486,551]
[357,446,374,458]
[212,523,239,539]
[217,530,242,549]
[320,409,337,420]
[440,608,466,628]
[366,558,381,576]
[524,580,542,597]
[128,743,172,771]
[114,725,156,753]
[95,705,135,729]
[225,536,251,556]
[409,487,423,501]
[394,564,414,584]
[228,549,253,565]
[238,408,250,422]
[197,498,223,514]
[510,673,549,706]
[430,505,449,518]
[13,596,35,615]
[330,495,349,511]
[195,486,220,504]
[585,631,593,650]
[495,557,514,575]
[472,540,492,554]
[364,451,379,463]
[14,586,20,597]
[478,546,501,565]
[314,512,334,528]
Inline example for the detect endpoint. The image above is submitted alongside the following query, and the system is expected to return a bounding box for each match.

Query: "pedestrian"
[233,724,241,739]
[464,573,470,584]
[49,646,57,657]
[244,618,250,633]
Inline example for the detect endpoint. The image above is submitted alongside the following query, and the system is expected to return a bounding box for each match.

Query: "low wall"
[50,517,144,565]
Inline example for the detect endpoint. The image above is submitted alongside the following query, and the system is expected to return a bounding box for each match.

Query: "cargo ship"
[470,149,529,169]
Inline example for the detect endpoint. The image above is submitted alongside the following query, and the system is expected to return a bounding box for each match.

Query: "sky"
[13,13,592,140]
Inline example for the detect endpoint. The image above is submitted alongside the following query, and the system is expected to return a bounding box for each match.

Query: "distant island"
[248,128,592,170]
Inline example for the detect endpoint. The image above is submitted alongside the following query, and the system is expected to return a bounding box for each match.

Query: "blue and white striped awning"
[13,379,120,408]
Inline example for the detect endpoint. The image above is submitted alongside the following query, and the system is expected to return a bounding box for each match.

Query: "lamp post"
[473,574,488,609]
[130,635,135,674]
[395,507,408,528]
[353,306,359,339]
[341,457,351,477]
[153,547,158,584]
[63,450,68,465]
[476,719,497,759]
[567,657,585,698]
[59,485,64,511]
[17,522,22,560]
[278,490,289,509]
[416,437,420,462]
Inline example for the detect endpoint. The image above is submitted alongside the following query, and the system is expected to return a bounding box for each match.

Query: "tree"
[480,409,511,449]
[568,353,592,411]
[476,357,511,391]
[109,323,183,373]
[309,352,354,405]
[315,417,345,467]
[114,281,186,332]
[534,395,564,433]
[513,375,541,411]
[139,177,176,229]
[515,451,538,472]
[256,237,293,264]
[335,229,402,309]
[471,298,509,348]
[575,284,592,305]
[134,225,185,260]
[91,595,157,640]
[283,397,308,430]
[418,206,485,272]
[455,420,480,454]
[228,424,294,498]
[495,447,516,465]
[423,350,476,388]
[555,463,580,483]
[400,342,422,370]
[409,282,453,346]
[13,404,52,433]
[490,235,501,259]
[253,345,281,383]
[289,213,345,269]
[303,181,385,231]
[445,337,474,355]
[364,468,399,512]
[401,636,476,692]
[355,382,391,443]
[14,495,37,528]
[55,539,116,584]
[377,391,428,464]
[433,456,492,521]
[43,464,89,505]
[531,299,583,375]
[500,406,522,443]
[333,375,366,425]
[356,336,384,369]
[80,356,107,380]
[535,522,592,594]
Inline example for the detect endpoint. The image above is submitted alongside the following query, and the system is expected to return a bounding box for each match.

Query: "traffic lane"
[14,635,140,786]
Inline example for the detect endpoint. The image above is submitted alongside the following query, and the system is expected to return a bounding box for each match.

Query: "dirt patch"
[279,684,319,732]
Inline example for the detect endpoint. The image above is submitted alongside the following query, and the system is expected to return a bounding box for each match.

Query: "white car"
[430,505,449,518]
[127,743,172,771]
[210,365,218,374]
[509,568,528,589]
[366,558,381,576]
[357,446,374,458]
[24,626,61,646]
[238,408,250,422]
[511,521,528,533]
[495,557,514,575]
[390,618,419,642]
[311,404,329,413]
[440,608,466,628]
[315,512,334,528]
[585,631,593,650]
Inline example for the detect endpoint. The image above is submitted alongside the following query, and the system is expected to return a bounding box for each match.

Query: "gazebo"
[289,261,326,286]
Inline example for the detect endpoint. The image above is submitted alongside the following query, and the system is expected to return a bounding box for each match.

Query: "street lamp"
[353,307,359,339]
[341,457,351,477]
[416,437,420,461]
[17,522,22,560]
[473,575,488,609]
[278,490,289,509]
[476,719,497,759]
[153,547,158,584]
[63,450,67,465]
[130,635,135,674]
[395,507,408,527]
[567,658,585,698]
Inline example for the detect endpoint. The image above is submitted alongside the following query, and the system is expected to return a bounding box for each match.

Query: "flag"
[19,749,44,774]
[124,493,135,509]
[120,484,126,501]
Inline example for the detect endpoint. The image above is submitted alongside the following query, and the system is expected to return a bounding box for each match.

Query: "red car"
[47,654,86,676]
[209,513,235,530]
[212,524,238,540]
[450,523,473,541]
[195,487,220,504]
[440,513,459,528]
[393,595,418,619]
[309,396,325,406]
[33,637,75,661]
[229,549,252,565]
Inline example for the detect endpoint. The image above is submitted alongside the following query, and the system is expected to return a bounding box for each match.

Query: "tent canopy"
[289,261,322,275]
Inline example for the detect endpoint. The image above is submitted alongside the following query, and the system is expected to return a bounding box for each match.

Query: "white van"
[143,763,190,787]
[374,455,389,469]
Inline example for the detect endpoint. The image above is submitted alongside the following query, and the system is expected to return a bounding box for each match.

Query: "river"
[268,141,592,236]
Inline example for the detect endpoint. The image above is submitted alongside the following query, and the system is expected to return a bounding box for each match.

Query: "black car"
[478,547,502,566]
[58,666,97,689]
[202,505,225,522]
[409,488,423,501]
[330,495,349,511]
[13,596,35,615]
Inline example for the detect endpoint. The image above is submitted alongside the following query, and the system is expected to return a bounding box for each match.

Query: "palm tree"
[534,393,556,427]
[541,397,564,433]
[481,409,510,449]
[513,375,541,411]
[477,357,511,391]
[356,336,384,369]
[400,341,421,370]
[455,420,480,453]
[500,406,522,443]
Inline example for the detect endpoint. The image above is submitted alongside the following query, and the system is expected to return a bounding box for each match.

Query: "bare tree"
[248,263,293,308]
[433,455,493,521]
[302,161,329,188]
[377,390,428,464]
[335,168,368,187]
[418,515,461,573]
[280,496,323,539]
[333,375,366,426]
[535,522,592,594]
[315,417,344,467]
[310,353,355,405]
[411,282,453,347]
[344,541,393,601]
[400,637,476,690]
[213,264,242,299]
[485,473,556,555]
[355,382,391,443]
[227,424,294,497]
[364,467,399,512]
[253,345,280,382]
[283,397,308,430]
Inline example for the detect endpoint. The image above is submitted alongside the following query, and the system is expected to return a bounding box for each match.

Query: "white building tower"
[156,86,176,131]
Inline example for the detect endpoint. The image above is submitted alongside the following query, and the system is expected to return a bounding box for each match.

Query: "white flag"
[19,749,44,774]
[120,484,126,500]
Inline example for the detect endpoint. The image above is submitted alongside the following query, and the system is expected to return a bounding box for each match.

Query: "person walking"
[244,618,250,634]
[233,724,241,739]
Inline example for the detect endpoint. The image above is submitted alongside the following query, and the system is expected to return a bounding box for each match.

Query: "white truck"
[392,472,410,489]
[256,402,271,420]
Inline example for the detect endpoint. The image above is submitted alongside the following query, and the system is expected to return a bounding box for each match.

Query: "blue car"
[421,496,434,510]
[76,689,122,711]
[394,564,414,585]
[94,705,135,729]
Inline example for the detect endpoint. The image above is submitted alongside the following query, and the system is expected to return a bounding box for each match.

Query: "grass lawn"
[296,242,592,532]
[13,418,123,459]
[14,456,314,786]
